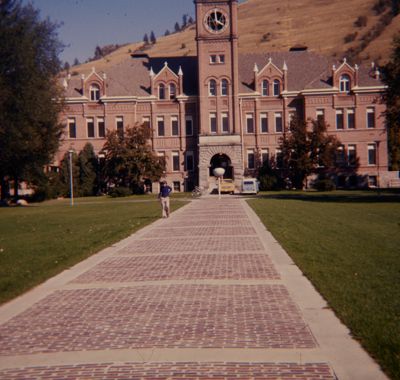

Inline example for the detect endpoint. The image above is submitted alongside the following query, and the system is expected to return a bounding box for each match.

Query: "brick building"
[58,0,394,192]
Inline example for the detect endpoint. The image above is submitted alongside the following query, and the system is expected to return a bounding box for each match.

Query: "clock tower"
[195,0,243,190]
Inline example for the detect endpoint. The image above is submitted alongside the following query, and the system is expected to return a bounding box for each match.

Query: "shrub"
[313,178,336,191]
[354,16,368,27]
[108,186,132,198]
[344,32,358,43]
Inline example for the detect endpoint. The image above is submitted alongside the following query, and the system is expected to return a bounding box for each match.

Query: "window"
[169,83,176,100]
[68,118,76,139]
[210,55,217,64]
[172,151,180,171]
[347,109,355,129]
[221,79,228,96]
[87,118,95,138]
[260,113,268,133]
[247,150,255,169]
[336,145,345,164]
[158,84,166,100]
[273,79,281,96]
[98,117,105,138]
[368,144,376,165]
[157,117,165,136]
[185,151,194,171]
[173,181,180,192]
[348,144,357,166]
[316,109,325,124]
[339,74,351,93]
[222,112,229,133]
[276,149,283,168]
[275,112,283,132]
[336,109,344,130]
[116,116,124,138]
[246,114,254,133]
[142,116,151,129]
[367,108,375,129]
[171,116,179,136]
[261,149,269,164]
[210,113,217,133]
[262,80,269,96]
[90,84,100,101]
[185,116,193,136]
[219,55,225,64]
[209,79,217,96]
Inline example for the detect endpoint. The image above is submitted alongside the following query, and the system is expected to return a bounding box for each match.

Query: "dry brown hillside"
[72,0,399,74]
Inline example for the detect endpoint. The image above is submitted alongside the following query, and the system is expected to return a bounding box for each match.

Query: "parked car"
[220,179,235,194]
[241,178,259,194]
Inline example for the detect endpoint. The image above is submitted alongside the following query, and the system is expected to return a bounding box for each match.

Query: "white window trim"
[260,113,268,134]
[171,115,179,136]
[87,117,95,138]
[209,113,217,134]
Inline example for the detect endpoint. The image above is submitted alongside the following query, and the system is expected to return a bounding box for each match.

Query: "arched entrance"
[209,154,234,179]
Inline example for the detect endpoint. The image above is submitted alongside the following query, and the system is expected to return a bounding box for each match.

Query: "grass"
[247,190,400,380]
[0,195,187,306]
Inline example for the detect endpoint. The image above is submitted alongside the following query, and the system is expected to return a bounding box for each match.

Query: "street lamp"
[68,149,74,206]
[213,167,225,200]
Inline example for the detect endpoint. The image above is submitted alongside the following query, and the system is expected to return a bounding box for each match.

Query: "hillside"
[72,0,399,74]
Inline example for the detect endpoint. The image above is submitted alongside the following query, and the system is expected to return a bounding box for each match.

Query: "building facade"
[59,0,394,192]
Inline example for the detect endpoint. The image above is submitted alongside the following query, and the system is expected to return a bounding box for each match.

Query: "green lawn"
[0,195,187,305]
[248,191,400,380]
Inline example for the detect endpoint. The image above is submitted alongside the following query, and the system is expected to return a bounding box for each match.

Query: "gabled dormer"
[254,57,285,97]
[332,58,358,94]
[82,67,106,101]
[150,62,181,100]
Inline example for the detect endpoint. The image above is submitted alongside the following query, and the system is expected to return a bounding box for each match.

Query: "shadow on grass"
[255,189,400,203]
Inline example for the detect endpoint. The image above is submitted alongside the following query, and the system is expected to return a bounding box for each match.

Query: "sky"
[26,0,197,65]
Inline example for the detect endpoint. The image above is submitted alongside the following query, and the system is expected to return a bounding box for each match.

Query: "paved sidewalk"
[0,197,388,379]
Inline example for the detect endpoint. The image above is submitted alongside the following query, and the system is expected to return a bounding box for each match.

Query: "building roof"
[61,51,383,99]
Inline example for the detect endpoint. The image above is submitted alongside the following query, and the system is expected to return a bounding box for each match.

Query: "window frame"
[157,116,165,137]
[260,113,268,133]
[275,112,283,133]
[172,151,180,172]
[246,113,254,134]
[221,79,228,96]
[336,109,344,130]
[273,79,281,96]
[209,113,217,134]
[89,84,100,101]
[347,108,355,129]
[209,79,217,96]
[261,79,269,96]
[97,117,105,138]
[247,150,255,169]
[158,83,166,100]
[367,107,375,129]
[87,117,95,138]
[116,116,124,138]
[169,83,176,100]
[68,118,76,139]
[221,112,229,133]
[368,143,377,165]
[185,151,194,172]
[339,74,351,93]
[171,116,179,136]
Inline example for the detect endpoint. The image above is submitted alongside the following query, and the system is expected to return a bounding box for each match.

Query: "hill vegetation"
[69,0,399,74]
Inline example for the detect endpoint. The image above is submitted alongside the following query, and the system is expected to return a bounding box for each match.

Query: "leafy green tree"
[78,143,98,196]
[0,0,64,199]
[382,32,400,170]
[278,117,340,189]
[103,123,165,193]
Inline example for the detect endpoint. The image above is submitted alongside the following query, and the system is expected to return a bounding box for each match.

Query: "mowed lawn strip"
[0,196,187,305]
[248,191,400,380]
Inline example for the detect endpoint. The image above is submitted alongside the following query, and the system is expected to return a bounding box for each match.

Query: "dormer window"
[209,79,217,96]
[273,79,281,96]
[159,83,166,100]
[90,84,100,101]
[261,80,269,96]
[169,83,176,100]
[339,74,351,93]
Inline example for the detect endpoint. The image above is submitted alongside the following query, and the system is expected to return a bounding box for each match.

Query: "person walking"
[158,181,172,218]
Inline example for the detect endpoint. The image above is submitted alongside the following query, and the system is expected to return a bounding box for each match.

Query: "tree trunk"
[0,176,10,200]
[13,177,19,199]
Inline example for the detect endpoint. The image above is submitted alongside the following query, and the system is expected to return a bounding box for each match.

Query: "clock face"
[205,9,228,33]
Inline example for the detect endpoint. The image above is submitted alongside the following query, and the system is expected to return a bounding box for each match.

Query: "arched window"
[273,79,281,96]
[90,84,100,101]
[339,74,351,93]
[209,79,217,96]
[159,83,166,100]
[261,79,269,96]
[169,83,176,99]
[221,79,228,96]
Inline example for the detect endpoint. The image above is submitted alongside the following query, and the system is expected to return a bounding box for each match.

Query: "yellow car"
[219,179,235,194]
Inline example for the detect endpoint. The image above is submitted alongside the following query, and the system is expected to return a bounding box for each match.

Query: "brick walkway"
[0,197,387,379]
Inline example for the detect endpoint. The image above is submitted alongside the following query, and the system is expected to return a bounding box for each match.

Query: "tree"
[164,29,170,36]
[93,45,103,60]
[278,117,340,189]
[63,61,70,72]
[182,14,188,28]
[78,143,97,196]
[73,57,80,66]
[382,32,400,170]
[59,151,80,197]
[102,123,165,193]
[143,33,149,45]
[150,31,156,44]
[0,0,64,199]
[174,22,181,33]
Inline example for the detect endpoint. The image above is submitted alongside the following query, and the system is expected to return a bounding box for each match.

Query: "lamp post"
[213,167,225,200]
[68,149,74,206]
